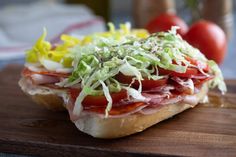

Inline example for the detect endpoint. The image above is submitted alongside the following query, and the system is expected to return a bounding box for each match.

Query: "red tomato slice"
[84,102,145,115]
[159,67,198,77]
[132,78,167,90]
[69,88,128,107]
[22,68,70,78]
[115,73,167,90]
[115,73,133,84]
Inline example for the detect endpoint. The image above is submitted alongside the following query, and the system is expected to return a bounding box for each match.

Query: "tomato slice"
[69,88,128,107]
[84,102,145,115]
[159,67,198,77]
[115,73,133,84]
[22,68,70,78]
[132,78,167,90]
[115,73,167,90]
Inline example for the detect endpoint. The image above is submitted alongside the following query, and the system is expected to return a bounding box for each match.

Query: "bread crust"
[19,77,208,138]
[19,77,65,111]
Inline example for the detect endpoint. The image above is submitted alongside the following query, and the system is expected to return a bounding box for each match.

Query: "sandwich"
[19,23,226,138]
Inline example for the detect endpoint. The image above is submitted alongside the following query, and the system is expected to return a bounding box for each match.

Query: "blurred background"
[0,0,235,78]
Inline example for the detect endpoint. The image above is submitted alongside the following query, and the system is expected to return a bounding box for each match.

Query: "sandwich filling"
[22,23,226,119]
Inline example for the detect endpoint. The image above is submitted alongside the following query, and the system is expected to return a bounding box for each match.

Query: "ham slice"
[31,74,60,85]
[143,85,175,93]
[22,67,71,85]
[22,67,70,78]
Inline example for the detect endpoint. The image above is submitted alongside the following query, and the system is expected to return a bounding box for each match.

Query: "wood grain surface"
[0,65,236,157]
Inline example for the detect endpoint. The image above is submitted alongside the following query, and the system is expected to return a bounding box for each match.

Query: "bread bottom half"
[19,77,66,111]
[19,77,208,138]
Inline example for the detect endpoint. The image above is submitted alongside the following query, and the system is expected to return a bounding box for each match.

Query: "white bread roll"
[19,77,66,111]
[19,77,208,138]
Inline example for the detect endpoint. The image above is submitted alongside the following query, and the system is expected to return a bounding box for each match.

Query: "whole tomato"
[184,20,227,64]
[145,13,188,36]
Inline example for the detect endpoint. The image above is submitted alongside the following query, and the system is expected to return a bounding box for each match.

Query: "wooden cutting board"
[0,65,236,157]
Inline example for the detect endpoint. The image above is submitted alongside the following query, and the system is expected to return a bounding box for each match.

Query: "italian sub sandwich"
[19,23,226,138]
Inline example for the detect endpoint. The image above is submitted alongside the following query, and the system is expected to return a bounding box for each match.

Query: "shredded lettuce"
[100,80,113,117]
[207,60,227,94]
[119,60,143,92]
[26,23,226,117]
[124,87,148,102]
